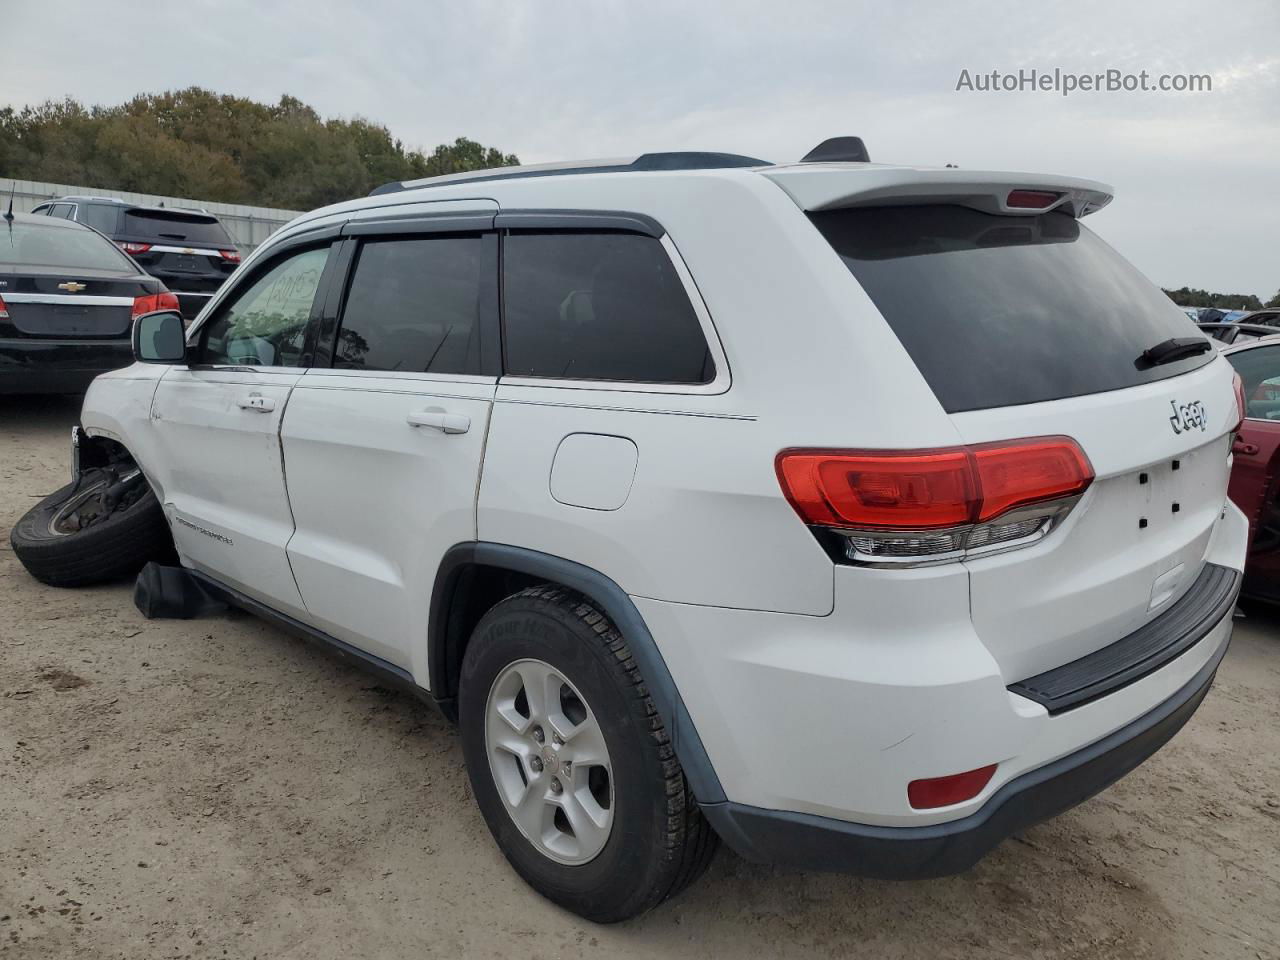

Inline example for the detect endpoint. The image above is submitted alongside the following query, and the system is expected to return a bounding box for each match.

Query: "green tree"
[1163,287,1263,311]
[1266,290,1280,308]
[0,89,518,209]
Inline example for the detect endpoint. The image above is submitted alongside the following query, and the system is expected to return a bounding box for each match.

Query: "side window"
[502,231,714,384]
[1227,345,1280,419]
[200,246,329,367]
[48,203,75,219]
[332,235,489,375]
[79,203,121,235]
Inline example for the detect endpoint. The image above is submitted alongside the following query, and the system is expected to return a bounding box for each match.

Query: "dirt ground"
[1,394,1278,960]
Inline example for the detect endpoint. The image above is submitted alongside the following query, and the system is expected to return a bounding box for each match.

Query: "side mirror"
[132,310,188,364]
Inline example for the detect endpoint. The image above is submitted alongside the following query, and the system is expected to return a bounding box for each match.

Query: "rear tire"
[458,585,718,922]
[10,471,174,587]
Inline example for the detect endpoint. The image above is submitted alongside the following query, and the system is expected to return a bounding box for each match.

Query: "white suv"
[14,140,1248,922]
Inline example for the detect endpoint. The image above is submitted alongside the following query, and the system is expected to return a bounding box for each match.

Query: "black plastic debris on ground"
[133,562,227,619]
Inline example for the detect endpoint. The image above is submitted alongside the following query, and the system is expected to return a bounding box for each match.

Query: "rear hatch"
[114,208,239,311]
[790,170,1235,681]
[1,218,158,339]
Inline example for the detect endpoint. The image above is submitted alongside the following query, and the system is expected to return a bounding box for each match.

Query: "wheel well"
[431,561,546,717]
[76,431,137,473]
[75,430,177,554]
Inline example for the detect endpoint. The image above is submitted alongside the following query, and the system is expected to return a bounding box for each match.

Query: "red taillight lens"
[132,292,181,317]
[219,249,241,263]
[776,437,1093,531]
[0,294,8,320]
[119,242,152,255]
[1006,189,1061,209]
[1232,371,1246,432]
[778,449,976,529]
[970,438,1094,521]
[908,764,998,809]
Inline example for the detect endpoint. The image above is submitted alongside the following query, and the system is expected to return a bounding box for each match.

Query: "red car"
[1224,337,1280,601]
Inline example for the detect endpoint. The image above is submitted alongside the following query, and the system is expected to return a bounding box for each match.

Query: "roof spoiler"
[764,167,1114,218]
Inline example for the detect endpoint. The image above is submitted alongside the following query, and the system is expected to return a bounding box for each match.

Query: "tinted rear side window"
[503,232,713,383]
[334,235,490,375]
[122,210,233,246]
[79,204,121,235]
[811,205,1212,412]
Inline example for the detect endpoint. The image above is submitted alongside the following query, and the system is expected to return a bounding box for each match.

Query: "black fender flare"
[429,542,727,805]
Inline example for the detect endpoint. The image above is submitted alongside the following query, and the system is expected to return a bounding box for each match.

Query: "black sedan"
[1,212,178,393]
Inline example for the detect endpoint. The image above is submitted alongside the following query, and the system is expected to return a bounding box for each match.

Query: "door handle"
[1233,438,1259,456]
[406,408,470,434]
[238,394,276,413]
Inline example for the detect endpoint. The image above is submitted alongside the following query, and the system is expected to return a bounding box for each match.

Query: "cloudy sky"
[5,0,1278,298]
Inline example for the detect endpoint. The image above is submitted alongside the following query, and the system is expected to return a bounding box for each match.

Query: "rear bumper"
[702,624,1231,878]
[0,339,132,393]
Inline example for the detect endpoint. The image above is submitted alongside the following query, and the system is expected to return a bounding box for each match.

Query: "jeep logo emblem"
[1169,400,1207,435]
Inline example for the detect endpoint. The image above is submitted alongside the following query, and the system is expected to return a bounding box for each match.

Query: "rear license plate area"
[1128,439,1226,533]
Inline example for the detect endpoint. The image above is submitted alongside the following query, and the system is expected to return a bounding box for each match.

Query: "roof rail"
[369,151,771,197]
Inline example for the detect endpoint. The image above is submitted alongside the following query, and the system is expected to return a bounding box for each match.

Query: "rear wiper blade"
[1137,337,1212,368]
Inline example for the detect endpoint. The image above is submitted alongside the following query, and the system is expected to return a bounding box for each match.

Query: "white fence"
[3,177,302,252]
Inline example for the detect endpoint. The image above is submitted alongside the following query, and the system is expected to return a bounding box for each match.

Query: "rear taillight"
[0,294,8,320]
[1232,371,1246,432]
[1006,189,1062,209]
[219,249,241,264]
[119,242,152,255]
[908,764,998,809]
[132,292,181,317]
[776,437,1093,564]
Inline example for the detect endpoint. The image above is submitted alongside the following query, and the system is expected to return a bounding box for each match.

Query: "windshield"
[1,219,136,272]
[121,210,233,246]
[811,205,1213,412]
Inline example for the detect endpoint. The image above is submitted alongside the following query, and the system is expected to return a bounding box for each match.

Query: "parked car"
[1235,309,1280,328]
[1,211,178,393]
[11,143,1248,922]
[1198,321,1280,348]
[31,196,240,319]
[1222,338,1280,601]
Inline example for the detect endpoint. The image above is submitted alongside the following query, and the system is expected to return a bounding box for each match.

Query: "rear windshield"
[811,205,1212,412]
[0,219,135,272]
[121,209,233,246]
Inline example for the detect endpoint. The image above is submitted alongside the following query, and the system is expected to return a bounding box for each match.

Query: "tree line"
[0,88,518,210]
[1162,287,1279,311]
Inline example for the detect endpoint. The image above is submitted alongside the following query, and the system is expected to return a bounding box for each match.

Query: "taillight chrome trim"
[823,495,1084,568]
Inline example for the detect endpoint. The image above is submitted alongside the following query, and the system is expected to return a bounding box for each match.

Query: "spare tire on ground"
[10,468,175,588]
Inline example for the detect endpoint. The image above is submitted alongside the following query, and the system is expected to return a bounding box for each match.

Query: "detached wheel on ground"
[458,585,718,923]
[10,466,174,587]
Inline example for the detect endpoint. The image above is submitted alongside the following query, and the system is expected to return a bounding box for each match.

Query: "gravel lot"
[2,394,1279,960]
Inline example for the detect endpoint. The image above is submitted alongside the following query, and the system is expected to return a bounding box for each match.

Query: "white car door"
[149,236,341,617]
[280,215,499,676]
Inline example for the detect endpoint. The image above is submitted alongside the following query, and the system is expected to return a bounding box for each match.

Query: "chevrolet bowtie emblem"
[57,281,87,292]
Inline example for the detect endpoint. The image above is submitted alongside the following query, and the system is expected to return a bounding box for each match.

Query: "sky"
[3,0,1278,298]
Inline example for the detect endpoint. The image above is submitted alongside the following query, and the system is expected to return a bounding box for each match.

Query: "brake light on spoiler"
[776,437,1094,565]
